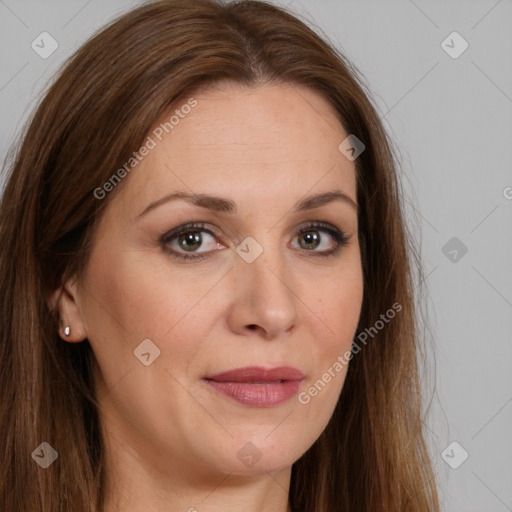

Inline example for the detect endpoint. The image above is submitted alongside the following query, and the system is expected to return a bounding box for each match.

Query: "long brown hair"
[0,1,440,510]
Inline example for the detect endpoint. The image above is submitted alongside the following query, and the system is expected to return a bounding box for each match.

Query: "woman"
[0,0,440,511]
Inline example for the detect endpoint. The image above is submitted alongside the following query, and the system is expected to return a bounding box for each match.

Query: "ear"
[48,276,88,343]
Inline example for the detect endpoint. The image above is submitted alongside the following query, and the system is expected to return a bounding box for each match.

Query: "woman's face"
[63,83,363,480]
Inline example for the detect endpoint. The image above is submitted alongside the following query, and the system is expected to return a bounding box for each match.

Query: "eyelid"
[160,222,222,243]
[160,220,349,260]
[161,220,346,241]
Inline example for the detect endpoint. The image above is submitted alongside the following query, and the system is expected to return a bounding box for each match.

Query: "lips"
[204,366,305,407]
[205,366,305,383]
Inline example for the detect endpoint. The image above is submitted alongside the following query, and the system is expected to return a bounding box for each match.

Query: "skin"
[51,83,364,512]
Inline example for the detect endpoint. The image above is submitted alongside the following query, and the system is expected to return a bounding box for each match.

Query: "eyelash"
[160,221,349,261]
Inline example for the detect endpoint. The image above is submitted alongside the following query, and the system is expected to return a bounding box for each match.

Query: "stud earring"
[63,326,70,336]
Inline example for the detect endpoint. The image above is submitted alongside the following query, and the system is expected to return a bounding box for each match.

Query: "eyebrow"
[137,189,357,219]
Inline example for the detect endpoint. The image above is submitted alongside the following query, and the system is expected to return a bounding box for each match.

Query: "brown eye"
[161,221,348,262]
[177,231,203,252]
[161,222,224,260]
[297,230,321,250]
[291,222,348,257]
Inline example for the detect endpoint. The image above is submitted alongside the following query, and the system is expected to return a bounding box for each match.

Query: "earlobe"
[49,277,88,343]
[59,324,76,342]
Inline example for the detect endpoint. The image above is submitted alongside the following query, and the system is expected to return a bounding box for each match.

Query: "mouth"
[203,366,305,407]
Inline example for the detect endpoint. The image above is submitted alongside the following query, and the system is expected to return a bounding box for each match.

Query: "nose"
[226,242,299,340]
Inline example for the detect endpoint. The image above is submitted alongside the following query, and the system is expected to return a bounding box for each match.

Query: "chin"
[211,429,311,476]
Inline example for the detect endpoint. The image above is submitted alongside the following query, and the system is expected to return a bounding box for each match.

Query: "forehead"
[114,83,356,217]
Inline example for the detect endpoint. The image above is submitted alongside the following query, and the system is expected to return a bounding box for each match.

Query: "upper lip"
[204,366,305,383]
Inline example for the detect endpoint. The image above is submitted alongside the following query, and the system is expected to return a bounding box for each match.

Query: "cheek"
[81,248,222,373]
[314,263,364,349]
[298,265,363,414]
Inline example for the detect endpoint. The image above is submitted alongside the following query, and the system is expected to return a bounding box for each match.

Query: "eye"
[161,222,224,260]
[160,221,349,261]
[290,222,348,258]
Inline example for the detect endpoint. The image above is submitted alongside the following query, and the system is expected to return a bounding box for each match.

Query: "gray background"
[1,1,511,510]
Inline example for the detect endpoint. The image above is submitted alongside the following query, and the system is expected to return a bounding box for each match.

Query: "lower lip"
[205,379,302,407]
